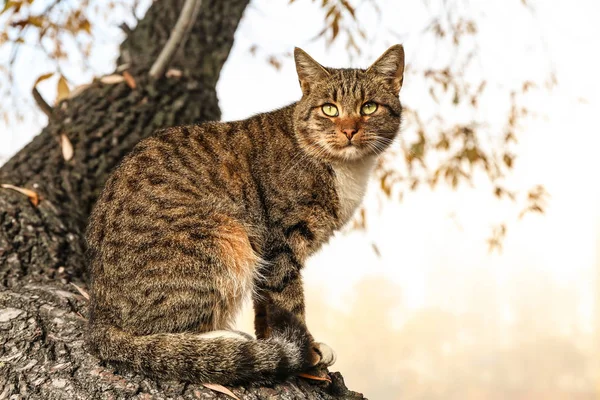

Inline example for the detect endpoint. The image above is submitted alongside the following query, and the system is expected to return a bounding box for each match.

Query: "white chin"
[331,145,362,161]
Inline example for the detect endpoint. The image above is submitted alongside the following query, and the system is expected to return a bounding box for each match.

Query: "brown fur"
[86,45,405,385]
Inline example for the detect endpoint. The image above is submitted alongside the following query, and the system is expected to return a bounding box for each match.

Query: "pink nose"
[342,128,357,140]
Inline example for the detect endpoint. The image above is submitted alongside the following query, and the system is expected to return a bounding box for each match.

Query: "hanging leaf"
[80,19,91,34]
[325,4,336,19]
[1,184,40,206]
[267,56,281,70]
[60,134,74,161]
[331,16,340,41]
[34,72,54,87]
[494,186,503,198]
[56,76,70,103]
[11,16,44,28]
[202,383,240,400]
[340,0,356,19]
[2,1,21,14]
[28,16,45,28]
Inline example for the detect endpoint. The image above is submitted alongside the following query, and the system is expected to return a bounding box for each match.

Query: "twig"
[70,282,90,301]
[119,22,133,35]
[149,0,203,79]
[32,87,53,117]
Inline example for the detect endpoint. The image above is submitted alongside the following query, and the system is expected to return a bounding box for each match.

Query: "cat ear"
[294,47,330,95]
[367,44,405,94]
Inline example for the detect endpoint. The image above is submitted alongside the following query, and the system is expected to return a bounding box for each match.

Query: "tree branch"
[149,0,203,79]
[0,282,365,399]
[31,87,53,118]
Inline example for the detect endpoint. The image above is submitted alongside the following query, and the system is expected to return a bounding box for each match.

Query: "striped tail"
[87,308,318,385]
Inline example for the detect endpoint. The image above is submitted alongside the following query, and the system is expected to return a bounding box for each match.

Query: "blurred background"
[1,0,599,398]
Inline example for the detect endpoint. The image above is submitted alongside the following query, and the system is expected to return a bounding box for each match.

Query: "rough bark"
[0,0,250,286]
[0,0,365,398]
[0,284,364,399]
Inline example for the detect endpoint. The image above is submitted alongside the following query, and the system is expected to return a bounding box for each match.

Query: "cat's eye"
[361,102,378,115]
[321,104,339,117]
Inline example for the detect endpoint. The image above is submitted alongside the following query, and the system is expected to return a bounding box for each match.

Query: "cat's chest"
[331,157,376,224]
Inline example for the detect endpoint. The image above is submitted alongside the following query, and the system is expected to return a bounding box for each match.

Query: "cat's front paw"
[311,342,336,367]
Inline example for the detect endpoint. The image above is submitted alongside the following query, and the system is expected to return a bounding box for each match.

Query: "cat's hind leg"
[108,215,260,336]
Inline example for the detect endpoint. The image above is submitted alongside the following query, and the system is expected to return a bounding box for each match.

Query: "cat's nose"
[342,128,357,140]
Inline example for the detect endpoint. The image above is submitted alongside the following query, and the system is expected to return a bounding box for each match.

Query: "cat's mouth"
[331,140,356,149]
[313,138,374,162]
[328,142,364,161]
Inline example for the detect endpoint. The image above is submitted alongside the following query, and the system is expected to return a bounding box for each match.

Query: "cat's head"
[293,45,404,162]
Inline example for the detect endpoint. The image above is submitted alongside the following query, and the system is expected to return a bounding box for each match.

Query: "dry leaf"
[100,74,125,84]
[56,76,70,103]
[298,372,332,383]
[60,134,73,161]
[122,71,136,89]
[166,69,183,78]
[1,184,40,206]
[70,282,90,301]
[202,383,240,400]
[34,72,54,87]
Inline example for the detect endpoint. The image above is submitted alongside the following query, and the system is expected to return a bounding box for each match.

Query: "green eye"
[321,104,339,117]
[361,102,378,115]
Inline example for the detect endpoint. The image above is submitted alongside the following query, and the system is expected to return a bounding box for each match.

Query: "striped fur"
[86,45,404,385]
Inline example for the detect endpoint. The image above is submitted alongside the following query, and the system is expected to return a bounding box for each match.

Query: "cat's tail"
[87,308,323,385]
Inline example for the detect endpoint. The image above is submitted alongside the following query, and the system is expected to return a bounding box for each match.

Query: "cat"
[85,44,404,385]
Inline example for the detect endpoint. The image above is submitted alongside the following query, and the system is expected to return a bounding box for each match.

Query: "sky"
[1,0,599,398]
[218,0,600,324]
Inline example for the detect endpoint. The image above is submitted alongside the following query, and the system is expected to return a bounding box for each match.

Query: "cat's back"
[113,103,296,185]
[86,105,298,256]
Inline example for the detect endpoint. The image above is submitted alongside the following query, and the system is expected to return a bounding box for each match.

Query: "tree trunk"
[0,1,364,398]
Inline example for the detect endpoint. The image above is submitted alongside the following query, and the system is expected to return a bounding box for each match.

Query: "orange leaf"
[2,1,20,14]
[122,71,136,89]
[1,184,39,206]
[80,19,91,34]
[56,76,70,103]
[60,134,73,161]
[331,17,339,41]
[28,16,44,28]
[298,372,332,383]
[202,383,240,400]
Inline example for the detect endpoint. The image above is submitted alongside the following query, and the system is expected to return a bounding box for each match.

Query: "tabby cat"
[86,44,405,385]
